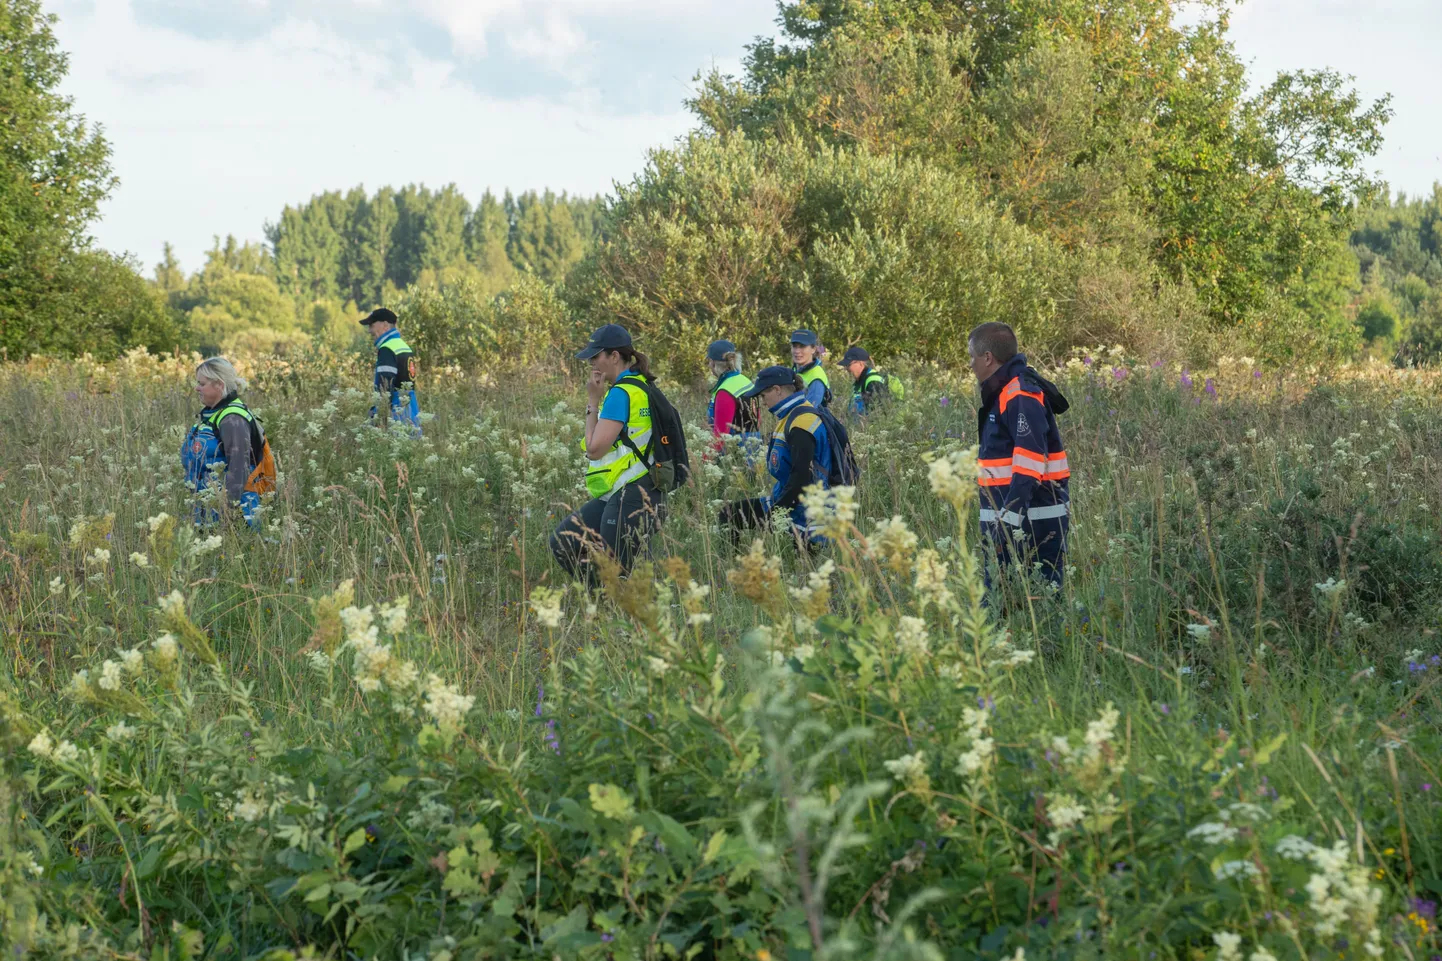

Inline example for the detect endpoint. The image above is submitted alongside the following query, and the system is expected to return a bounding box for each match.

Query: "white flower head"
[422,673,475,730]
[159,590,187,619]
[379,597,408,635]
[883,752,928,788]
[98,659,123,691]
[28,730,55,758]
[151,633,179,666]
[646,656,671,677]
[895,615,930,657]
[129,552,150,568]
[49,575,65,595]
[1213,932,1242,961]
[86,547,111,567]
[106,720,138,742]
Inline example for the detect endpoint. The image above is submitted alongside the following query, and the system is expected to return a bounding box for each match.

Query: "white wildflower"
[191,535,222,556]
[1274,835,1316,861]
[159,590,186,619]
[68,670,92,699]
[105,720,138,742]
[49,575,65,595]
[793,643,816,662]
[1186,623,1211,640]
[233,790,266,823]
[1187,822,1239,845]
[1084,703,1120,755]
[146,512,172,532]
[118,647,143,675]
[927,446,980,506]
[1047,794,1087,846]
[895,615,930,657]
[52,740,81,764]
[1213,932,1242,961]
[646,656,671,677]
[86,547,111,567]
[97,659,123,691]
[151,633,179,666]
[1214,860,1260,880]
[28,731,54,758]
[129,552,150,568]
[1314,577,1346,597]
[306,650,333,673]
[883,752,928,788]
[529,587,565,629]
[1249,949,1278,961]
[379,597,409,635]
[956,738,994,779]
[422,674,475,730]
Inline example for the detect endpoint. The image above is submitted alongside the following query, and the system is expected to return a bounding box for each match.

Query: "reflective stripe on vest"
[584,376,654,498]
[377,331,413,354]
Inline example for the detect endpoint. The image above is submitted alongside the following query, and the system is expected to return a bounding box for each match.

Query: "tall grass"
[2,347,1440,959]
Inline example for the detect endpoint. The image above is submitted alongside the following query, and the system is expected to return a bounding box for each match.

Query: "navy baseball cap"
[576,323,632,360]
[837,346,871,366]
[706,339,738,362]
[789,329,819,347]
[361,307,397,327]
[739,365,801,399]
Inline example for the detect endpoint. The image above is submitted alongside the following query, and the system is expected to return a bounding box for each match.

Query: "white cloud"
[51,0,698,269]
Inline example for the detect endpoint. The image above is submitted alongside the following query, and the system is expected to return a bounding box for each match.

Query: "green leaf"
[703,829,728,865]
[343,828,368,856]
[135,845,165,880]
[1253,732,1287,766]
[589,783,635,821]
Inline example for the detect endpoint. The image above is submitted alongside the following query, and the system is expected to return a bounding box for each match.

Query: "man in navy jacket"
[969,322,1071,589]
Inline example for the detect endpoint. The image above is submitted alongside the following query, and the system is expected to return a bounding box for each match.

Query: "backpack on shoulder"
[815,406,860,487]
[619,379,691,492]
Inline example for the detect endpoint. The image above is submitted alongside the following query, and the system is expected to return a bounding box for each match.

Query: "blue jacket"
[977,354,1070,526]
[764,392,833,512]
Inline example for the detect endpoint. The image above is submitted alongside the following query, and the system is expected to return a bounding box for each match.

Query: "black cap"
[361,307,397,327]
[837,346,871,366]
[576,323,632,360]
[706,339,737,362]
[789,329,819,347]
[739,365,801,399]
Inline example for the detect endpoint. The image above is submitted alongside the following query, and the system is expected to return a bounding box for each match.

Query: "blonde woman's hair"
[196,357,243,396]
[710,349,744,377]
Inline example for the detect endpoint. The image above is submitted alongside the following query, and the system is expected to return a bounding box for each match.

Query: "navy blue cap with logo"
[837,346,871,366]
[789,329,819,347]
[706,339,737,363]
[739,365,802,400]
[361,307,398,327]
[577,323,632,360]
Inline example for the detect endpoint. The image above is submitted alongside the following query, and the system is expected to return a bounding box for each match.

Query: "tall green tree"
[0,0,128,358]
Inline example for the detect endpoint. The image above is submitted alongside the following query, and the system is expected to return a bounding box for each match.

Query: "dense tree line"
[156,188,604,352]
[1348,188,1442,359]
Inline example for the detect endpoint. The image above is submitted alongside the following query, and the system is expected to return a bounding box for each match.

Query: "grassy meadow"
[2,346,1442,960]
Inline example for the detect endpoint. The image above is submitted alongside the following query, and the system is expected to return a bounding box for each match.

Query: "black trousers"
[719,497,819,554]
[550,478,667,582]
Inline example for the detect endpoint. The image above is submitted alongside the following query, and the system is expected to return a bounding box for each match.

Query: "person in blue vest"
[363,307,420,431]
[790,329,832,409]
[718,366,833,550]
[837,345,903,415]
[705,339,761,459]
[969,322,1071,589]
[181,357,275,527]
[550,324,668,583]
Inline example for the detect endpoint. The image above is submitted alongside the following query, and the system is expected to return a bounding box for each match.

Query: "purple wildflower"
[1151,359,1163,368]
[601,933,614,943]
[1412,898,1437,920]
[1112,367,1128,381]
[544,719,560,754]
[1253,369,1262,378]
[535,683,544,717]
[1083,356,1094,367]
[1204,378,1217,398]
[939,395,950,407]
[1159,703,1171,715]
[1180,370,1193,388]
[1424,783,1433,792]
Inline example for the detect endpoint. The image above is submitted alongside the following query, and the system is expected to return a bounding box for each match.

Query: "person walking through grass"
[182,357,276,528]
[969,322,1071,589]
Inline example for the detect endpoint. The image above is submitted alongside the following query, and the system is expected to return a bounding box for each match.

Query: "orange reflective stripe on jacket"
[1045,451,1070,480]
[978,457,1012,487]
[998,378,1045,414]
[1011,446,1046,480]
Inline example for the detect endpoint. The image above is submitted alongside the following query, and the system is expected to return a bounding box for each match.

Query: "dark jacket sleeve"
[772,428,817,510]
[218,414,252,504]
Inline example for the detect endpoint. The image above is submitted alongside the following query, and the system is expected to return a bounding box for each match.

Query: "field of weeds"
[3,347,1442,961]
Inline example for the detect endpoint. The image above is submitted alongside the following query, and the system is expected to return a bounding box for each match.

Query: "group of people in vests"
[183,312,1069,592]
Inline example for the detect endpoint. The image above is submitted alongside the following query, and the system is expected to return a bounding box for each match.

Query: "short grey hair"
[196,356,243,395]
[709,349,744,377]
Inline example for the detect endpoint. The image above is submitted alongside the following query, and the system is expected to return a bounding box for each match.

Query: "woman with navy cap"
[790,329,832,409]
[706,339,760,455]
[550,323,668,583]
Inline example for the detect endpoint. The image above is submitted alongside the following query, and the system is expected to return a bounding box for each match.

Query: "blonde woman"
[181,357,276,526]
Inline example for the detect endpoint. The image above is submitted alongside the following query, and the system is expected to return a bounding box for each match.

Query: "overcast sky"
[48,0,1442,274]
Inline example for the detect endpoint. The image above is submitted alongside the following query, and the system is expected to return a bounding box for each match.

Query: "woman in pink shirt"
[707,340,762,460]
